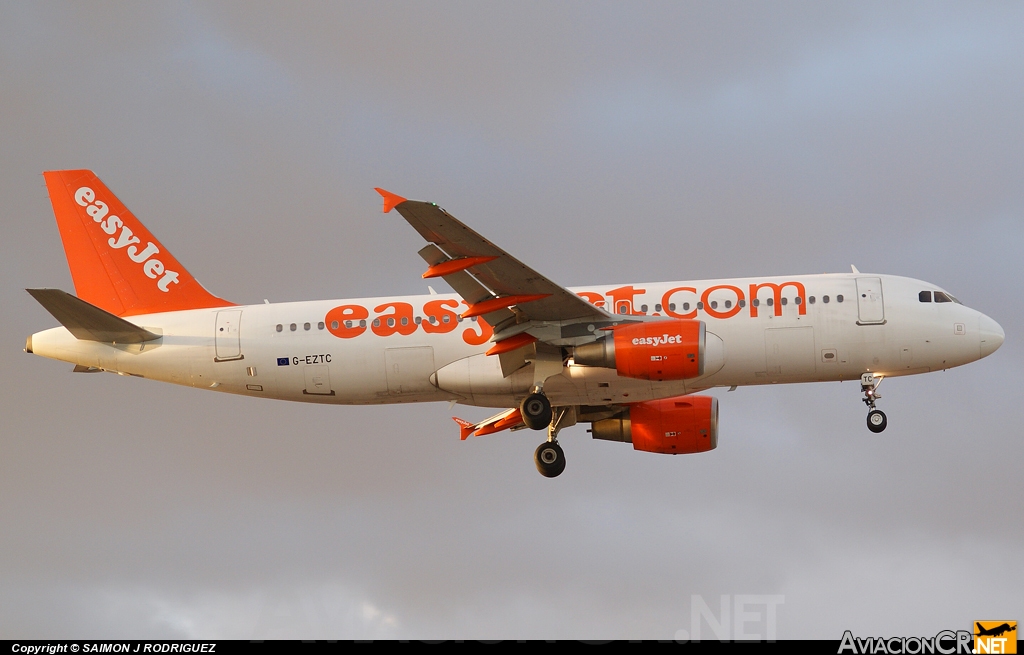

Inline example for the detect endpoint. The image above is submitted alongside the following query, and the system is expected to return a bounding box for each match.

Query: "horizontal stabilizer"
[27,288,160,344]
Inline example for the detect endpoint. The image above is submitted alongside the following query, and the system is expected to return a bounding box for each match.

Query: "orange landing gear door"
[214,310,243,361]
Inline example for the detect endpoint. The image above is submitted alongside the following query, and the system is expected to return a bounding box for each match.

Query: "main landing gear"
[861,373,887,433]
[522,391,574,478]
[520,391,552,430]
[534,441,565,478]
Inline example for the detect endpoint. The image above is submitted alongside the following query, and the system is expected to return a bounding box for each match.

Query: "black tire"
[521,393,552,430]
[867,409,887,433]
[534,441,566,478]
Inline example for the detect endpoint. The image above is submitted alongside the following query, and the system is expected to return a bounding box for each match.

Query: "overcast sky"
[1,1,1021,640]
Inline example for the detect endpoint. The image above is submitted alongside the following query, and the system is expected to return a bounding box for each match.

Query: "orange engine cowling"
[590,395,719,454]
[574,319,705,381]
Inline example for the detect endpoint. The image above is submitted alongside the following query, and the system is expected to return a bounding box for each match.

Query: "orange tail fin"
[43,170,234,317]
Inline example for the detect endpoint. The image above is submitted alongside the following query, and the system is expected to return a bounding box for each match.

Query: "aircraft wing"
[376,189,613,331]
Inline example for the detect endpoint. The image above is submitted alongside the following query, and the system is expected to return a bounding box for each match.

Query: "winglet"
[452,416,476,440]
[374,188,407,213]
[851,264,860,274]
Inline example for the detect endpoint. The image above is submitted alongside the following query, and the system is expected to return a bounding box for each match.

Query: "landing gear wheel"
[521,393,552,431]
[534,441,566,478]
[867,409,887,433]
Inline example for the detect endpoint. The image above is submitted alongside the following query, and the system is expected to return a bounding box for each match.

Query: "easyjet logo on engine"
[74,186,180,292]
[632,334,683,346]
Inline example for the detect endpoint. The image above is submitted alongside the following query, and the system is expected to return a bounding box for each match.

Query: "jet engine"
[574,319,705,381]
[590,395,718,454]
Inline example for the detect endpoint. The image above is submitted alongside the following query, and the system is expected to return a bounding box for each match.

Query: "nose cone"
[979,314,1004,359]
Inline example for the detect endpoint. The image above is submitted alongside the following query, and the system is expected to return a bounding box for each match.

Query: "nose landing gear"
[861,373,887,433]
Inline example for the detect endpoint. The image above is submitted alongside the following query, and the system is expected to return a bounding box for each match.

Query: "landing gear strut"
[533,405,576,478]
[861,373,887,433]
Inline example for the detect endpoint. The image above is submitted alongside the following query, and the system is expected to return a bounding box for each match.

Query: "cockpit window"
[934,291,952,303]
[919,291,932,302]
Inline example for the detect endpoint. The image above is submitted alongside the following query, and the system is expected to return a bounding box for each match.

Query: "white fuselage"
[28,273,1003,409]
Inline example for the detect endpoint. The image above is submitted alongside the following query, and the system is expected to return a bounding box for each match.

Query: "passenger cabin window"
[919,291,932,302]
[710,301,718,309]
[304,322,311,331]
[809,296,815,304]
[837,295,844,303]
[290,323,297,331]
[276,324,283,332]
[934,291,952,303]
[640,304,648,313]
[781,297,788,306]
[655,304,662,312]
[822,296,830,303]
[669,303,676,311]
[318,322,325,330]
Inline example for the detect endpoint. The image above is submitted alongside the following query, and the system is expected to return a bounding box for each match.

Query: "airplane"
[25,170,1005,477]
[975,622,1015,638]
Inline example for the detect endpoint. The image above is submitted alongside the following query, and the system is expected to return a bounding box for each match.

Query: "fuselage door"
[855,277,885,324]
[385,347,438,395]
[214,310,243,361]
[764,327,816,381]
